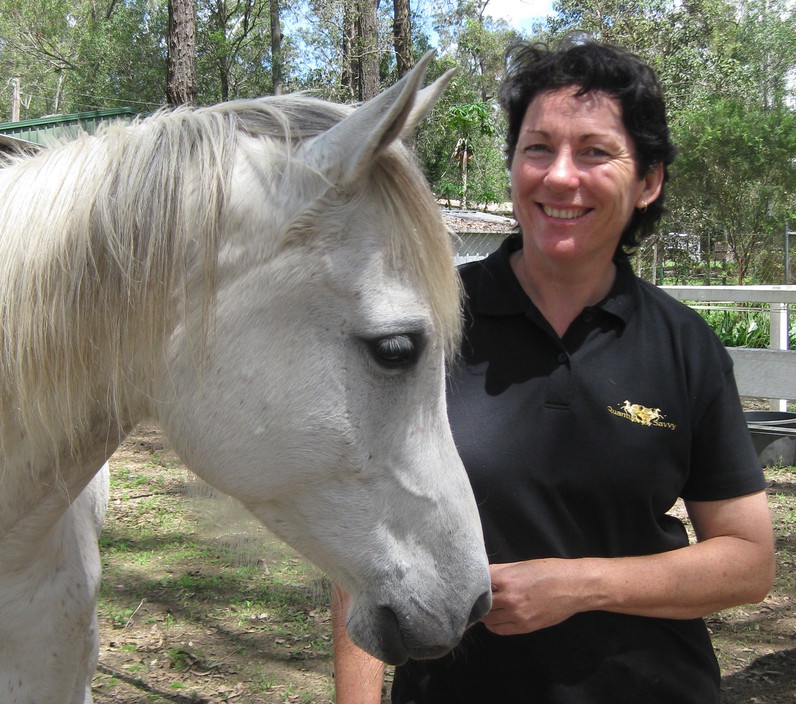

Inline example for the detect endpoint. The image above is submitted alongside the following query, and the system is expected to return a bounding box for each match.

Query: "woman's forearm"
[484,491,775,635]
[332,585,385,704]
[587,534,774,619]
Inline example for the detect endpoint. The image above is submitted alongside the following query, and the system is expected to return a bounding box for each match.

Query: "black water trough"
[744,411,796,467]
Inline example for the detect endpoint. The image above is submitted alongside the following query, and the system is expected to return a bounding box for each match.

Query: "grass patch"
[94,424,335,703]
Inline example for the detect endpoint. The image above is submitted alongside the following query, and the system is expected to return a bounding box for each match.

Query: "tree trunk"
[393,0,412,77]
[53,74,64,114]
[461,142,469,209]
[167,0,197,106]
[342,0,379,101]
[358,0,379,100]
[270,0,283,95]
[11,77,20,121]
[341,0,357,101]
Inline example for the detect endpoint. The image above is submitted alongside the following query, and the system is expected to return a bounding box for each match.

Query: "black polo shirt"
[392,234,765,704]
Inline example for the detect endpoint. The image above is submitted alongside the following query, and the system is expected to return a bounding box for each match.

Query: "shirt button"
[557,352,568,364]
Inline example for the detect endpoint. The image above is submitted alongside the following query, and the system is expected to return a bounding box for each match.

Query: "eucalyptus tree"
[167,0,197,106]
[668,99,796,283]
[547,0,669,55]
[289,0,395,100]
[0,0,167,118]
[270,0,284,93]
[394,0,413,76]
[661,0,796,282]
[195,0,272,102]
[341,0,380,99]
[732,0,796,111]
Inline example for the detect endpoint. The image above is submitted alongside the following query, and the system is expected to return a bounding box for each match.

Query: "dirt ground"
[92,423,796,704]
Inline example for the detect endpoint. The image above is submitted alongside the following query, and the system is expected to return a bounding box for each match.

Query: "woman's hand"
[483,559,596,635]
[481,491,775,637]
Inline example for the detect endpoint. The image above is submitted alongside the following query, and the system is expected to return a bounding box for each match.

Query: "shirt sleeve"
[682,348,767,502]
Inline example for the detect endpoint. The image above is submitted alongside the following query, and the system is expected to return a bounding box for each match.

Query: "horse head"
[152,53,492,664]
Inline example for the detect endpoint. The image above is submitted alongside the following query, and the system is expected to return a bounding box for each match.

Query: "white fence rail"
[661,285,796,403]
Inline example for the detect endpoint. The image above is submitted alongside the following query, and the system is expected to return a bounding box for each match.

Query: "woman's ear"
[637,162,664,208]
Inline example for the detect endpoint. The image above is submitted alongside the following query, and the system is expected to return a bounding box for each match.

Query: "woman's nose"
[544,150,579,191]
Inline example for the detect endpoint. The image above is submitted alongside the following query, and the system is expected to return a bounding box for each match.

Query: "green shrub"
[698,309,772,347]
[697,308,796,348]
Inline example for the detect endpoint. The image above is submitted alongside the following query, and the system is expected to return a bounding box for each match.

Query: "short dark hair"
[499,39,677,258]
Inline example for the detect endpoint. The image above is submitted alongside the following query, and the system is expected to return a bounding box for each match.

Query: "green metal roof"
[0,133,42,152]
[0,108,139,146]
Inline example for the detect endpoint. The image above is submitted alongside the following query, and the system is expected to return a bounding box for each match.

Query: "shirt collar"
[474,233,638,326]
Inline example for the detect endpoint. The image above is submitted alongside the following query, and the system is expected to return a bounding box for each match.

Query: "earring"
[638,202,648,213]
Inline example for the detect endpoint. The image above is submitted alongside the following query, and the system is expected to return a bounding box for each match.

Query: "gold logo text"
[607,400,676,430]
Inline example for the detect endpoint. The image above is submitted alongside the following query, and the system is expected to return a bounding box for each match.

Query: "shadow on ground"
[722,648,796,703]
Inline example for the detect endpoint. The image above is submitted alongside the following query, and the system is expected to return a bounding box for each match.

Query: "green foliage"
[412,8,518,209]
[697,308,796,348]
[668,97,796,283]
[0,0,168,117]
[445,102,495,135]
[416,79,509,208]
[548,0,670,55]
[195,0,293,103]
[697,309,771,348]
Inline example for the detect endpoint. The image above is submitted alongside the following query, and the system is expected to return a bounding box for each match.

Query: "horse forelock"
[369,150,462,362]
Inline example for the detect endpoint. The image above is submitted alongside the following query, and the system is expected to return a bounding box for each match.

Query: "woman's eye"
[368,334,419,369]
[583,147,611,159]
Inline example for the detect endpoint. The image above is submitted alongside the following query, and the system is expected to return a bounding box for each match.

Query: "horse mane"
[0,95,460,456]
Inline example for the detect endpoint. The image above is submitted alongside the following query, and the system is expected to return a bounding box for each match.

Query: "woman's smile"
[539,204,593,220]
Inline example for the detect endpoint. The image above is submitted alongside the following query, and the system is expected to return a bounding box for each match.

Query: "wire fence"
[632,229,795,287]
[452,231,507,265]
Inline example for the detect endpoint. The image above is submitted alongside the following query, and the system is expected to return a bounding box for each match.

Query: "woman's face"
[510,87,662,266]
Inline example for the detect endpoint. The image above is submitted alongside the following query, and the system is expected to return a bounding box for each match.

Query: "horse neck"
[0,129,199,546]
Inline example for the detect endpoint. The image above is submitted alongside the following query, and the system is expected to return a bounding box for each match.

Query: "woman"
[332,40,775,703]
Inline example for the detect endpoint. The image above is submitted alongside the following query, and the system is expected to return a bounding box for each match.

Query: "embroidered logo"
[607,400,677,430]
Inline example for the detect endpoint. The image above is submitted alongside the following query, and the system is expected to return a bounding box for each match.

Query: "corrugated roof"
[0,132,43,157]
[0,108,139,146]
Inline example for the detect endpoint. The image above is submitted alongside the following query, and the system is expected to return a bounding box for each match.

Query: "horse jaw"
[301,50,452,188]
[237,413,492,666]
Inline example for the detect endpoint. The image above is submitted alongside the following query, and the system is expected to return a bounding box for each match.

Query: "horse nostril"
[375,604,409,664]
[467,590,492,627]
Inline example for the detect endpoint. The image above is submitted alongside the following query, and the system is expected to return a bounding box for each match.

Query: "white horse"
[0,53,491,704]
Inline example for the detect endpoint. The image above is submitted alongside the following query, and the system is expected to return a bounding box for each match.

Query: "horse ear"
[398,67,456,140]
[304,51,453,188]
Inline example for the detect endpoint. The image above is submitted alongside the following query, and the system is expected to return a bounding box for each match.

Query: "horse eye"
[369,334,418,369]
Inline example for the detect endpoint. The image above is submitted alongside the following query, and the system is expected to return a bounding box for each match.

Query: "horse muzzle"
[350,587,493,665]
